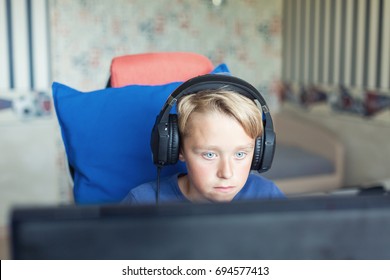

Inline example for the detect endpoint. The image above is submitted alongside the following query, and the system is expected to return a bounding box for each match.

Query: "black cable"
[156,166,162,205]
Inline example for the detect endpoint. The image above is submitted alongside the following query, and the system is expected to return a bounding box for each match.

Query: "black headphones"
[150,74,275,173]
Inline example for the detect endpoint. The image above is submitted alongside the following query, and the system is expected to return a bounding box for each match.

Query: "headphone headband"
[157,74,273,130]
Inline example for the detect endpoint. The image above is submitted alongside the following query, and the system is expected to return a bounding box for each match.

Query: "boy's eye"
[235,152,247,159]
[202,152,216,159]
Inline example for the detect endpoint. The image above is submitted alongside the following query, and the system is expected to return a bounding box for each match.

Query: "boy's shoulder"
[122,173,184,204]
[121,180,156,204]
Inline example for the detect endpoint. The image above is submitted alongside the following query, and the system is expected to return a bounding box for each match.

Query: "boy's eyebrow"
[236,144,255,150]
[193,144,255,151]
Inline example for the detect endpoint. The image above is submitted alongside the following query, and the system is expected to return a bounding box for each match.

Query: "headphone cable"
[156,166,162,205]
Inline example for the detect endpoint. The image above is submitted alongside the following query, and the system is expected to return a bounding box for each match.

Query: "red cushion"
[110,52,214,87]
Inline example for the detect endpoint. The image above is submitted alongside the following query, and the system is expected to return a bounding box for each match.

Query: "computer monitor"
[11,195,390,259]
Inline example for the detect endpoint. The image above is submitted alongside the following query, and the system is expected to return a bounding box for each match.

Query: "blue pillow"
[53,64,230,204]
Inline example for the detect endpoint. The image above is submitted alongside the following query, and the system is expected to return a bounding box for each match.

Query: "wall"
[282,0,390,92]
[50,0,282,95]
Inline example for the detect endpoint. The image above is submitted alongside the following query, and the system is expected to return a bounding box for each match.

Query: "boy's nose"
[217,157,233,179]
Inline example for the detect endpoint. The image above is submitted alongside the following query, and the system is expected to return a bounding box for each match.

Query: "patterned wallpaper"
[49,0,282,101]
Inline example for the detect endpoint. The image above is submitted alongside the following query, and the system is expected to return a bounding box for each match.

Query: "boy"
[123,79,284,204]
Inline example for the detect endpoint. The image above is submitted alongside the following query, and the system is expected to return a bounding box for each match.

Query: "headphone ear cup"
[259,128,276,172]
[167,114,180,165]
[251,136,263,170]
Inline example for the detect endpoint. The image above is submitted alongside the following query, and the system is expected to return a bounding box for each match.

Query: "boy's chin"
[209,195,235,203]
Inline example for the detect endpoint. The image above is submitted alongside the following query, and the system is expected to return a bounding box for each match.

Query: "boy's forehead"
[183,112,255,143]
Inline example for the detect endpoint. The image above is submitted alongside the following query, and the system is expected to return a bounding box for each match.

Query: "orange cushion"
[110,52,214,87]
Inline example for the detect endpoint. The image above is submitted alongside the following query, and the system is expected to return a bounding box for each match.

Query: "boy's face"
[178,111,255,203]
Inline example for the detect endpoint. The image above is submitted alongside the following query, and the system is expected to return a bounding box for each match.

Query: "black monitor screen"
[11,195,390,259]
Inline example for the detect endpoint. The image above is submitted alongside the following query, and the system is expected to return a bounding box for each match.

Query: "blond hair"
[177,89,263,139]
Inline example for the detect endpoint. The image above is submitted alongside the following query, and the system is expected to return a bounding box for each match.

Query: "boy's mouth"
[214,186,235,193]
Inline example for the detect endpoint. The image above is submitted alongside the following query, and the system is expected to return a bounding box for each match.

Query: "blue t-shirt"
[122,173,284,205]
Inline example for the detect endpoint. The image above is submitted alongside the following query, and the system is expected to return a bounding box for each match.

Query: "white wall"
[49,0,282,94]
